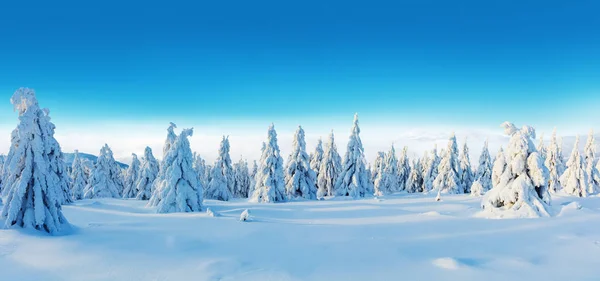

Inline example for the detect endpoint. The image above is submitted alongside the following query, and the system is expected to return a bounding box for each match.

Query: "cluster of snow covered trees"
[1,88,599,234]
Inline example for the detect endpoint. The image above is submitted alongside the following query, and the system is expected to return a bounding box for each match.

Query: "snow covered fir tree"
[1,88,70,234]
[482,122,551,218]
[545,128,564,193]
[406,159,423,193]
[421,145,439,192]
[335,114,371,198]
[233,158,252,198]
[148,128,203,213]
[84,144,124,199]
[317,131,341,199]
[375,145,398,196]
[250,124,287,203]
[122,153,141,198]
[459,141,474,193]
[70,150,89,200]
[310,138,324,180]
[285,126,317,200]
[135,147,160,200]
[396,146,410,192]
[560,136,589,197]
[584,130,600,194]
[205,136,235,201]
[433,133,464,194]
[471,140,493,196]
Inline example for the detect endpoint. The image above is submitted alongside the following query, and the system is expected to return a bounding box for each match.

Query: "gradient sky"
[0,0,599,162]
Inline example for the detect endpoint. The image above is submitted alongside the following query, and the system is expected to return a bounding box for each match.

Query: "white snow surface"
[1,193,600,280]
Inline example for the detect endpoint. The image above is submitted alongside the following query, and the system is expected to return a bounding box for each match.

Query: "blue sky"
[0,0,599,160]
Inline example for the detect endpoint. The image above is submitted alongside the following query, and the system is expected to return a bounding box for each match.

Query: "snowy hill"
[1,193,600,280]
[63,152,129,169]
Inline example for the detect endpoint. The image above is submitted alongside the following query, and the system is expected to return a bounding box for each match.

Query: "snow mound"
[432,258,462,270]
[558,202,583,216]
[206,208,220,217]
[422,211,441,216]
[240,209,251,222]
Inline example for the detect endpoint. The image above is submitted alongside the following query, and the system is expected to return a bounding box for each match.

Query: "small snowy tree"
[584,130,600,194]
[406,159,424,193]
[250,124,287,203]
[433,133,464,194]
[310,138,324,180]
[249,160,258,196]
[0,154,5,192]
[482,122,551,218]
[205,137,235,201]
[421,145,439,192]
[148,128,203,213]
[459,141,474,193]
[216,136,235,195]
[122,153,141,198]
[491,146,506,188]
[396,146,410,192]
[334,114,371,198]
[285,126,317,199]
[371,152,385,183]
[373,152,387,196]
[1,88,70,233]
[84,144,124,199]
[471,140,493,196]
[537,133,547,161]
[375,145,399,196]
[560,136,589,197]
[135,147,160,200]
[70,150,88,200]
[545,128,564,193]
[317,130,342,198]
[233,158,252,198]
[193,153,208,188]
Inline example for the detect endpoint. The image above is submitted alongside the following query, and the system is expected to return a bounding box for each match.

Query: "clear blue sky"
[0,0,599,129]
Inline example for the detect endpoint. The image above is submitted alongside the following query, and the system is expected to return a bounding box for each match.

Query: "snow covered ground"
[1,194,600,281]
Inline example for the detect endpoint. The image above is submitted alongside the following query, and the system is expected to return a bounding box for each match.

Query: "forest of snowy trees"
[0,88,599,233]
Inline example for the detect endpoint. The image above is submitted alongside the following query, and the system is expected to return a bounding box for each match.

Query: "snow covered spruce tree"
[406,159,424,193]
[135,147,159,200]
[545,128,564,193]
[122,153,141,198]
[163,122,177,158]
[285,126,317,199]
[148,128,203,213]
[560,136,590,197]
[193,153,208,188]
[233,158,252,198]
[310,138,324,180]
[1,88,70,233]
[249,160,258,196]
[396,146,410,192]
[491,146,506,188]
[481,122,551,218]
[375,145,399,196]
[317,131,342,198]
[334,114,371,198]
[459,141,474,193]
[433,133,464,194]
[537,133,547,161]
[0,154,5,192]
[251,124,287,203]
[471,140,493,196]
[584,130,600,194]
[421,145,440,192]
[372,152,385,183]
[83,144,124,198]
[70,150,88,200]
[205,137,235,201]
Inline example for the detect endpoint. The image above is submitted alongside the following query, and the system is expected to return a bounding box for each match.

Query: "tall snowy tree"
[545,128,564,193]
[482,122,551,217]
[233,157,252,198]
[1,88,70,233]
[250,124,287,203]
[406,159,424,193]
[334,114,371,198]
[459,141,474,193]
[70,150,88,200]
[249,160,258,196]
[217,136,235,194]
[135,147,160,200]
[0,154,5,192]
[433,133,464,194]
[148,128,203,213]
[122,153,141,198]
[84,144,124,199]
[285,126,317,199]
[317,131,342,199]
[421,145,439,192]
[560,136,590,197]
[163,122,177,159]
[205,137,235,201]
[396,146,410,192]
[471,140,493,196]
[584,130,600,194]
[310,138,324,180]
